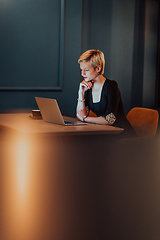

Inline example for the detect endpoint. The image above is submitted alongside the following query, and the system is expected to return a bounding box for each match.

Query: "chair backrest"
[126,107,159,139]
[88,110,97,117]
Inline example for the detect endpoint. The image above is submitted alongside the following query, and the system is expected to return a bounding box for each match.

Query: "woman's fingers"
[82,80,92,88]
[79,80,93,93]
[80,80,92,89]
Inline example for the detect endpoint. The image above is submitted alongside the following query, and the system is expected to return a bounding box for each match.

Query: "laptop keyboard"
[64,120,76,125]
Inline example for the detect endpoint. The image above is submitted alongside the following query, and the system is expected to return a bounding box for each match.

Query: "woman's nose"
[81,70,85,75]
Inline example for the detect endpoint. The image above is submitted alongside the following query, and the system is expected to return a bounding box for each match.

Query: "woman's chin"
[84,78,91,82]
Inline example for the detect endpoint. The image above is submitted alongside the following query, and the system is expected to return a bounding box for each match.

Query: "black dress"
[85,78,136,138]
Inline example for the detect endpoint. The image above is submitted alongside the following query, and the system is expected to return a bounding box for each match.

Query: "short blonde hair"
[78,49,105,75]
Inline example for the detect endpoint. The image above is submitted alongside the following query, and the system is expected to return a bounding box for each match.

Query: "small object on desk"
[29,110,42,119]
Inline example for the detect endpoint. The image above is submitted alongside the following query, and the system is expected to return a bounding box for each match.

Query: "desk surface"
[0,113,124,136]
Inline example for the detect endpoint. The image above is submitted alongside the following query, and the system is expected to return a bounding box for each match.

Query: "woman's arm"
[76,80,92,118]
[76,90,86,113]
[103,80,120,116]
[77,109,111,125]
[85,116,110,125]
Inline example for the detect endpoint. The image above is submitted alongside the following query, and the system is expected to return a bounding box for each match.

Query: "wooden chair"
[126,107,159,139]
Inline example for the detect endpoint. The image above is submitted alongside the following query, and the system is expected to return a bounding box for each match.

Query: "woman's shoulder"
[105,78,118,86]
[104,78,119,91]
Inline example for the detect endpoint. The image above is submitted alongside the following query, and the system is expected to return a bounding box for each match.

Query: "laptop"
[35,97,87,126]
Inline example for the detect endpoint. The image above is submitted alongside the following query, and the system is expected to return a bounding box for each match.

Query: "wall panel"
[0,0,63,90]
[143,0,159,108]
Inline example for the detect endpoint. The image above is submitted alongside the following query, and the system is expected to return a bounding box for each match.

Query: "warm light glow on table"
[1,133,40,240]
[15,137,30,201]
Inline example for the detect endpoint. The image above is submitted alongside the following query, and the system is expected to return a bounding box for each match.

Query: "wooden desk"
[0,113,124,240]
[0,113,123,136]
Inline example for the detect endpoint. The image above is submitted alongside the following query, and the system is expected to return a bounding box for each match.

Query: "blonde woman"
[76,49,136,137]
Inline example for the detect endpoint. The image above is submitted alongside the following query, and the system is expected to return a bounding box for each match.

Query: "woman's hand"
[79,80,93,94]
[77,109,87,121]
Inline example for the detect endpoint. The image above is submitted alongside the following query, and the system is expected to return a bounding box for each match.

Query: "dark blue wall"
[0,0,159,117]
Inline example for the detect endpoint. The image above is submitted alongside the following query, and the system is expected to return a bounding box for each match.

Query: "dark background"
[0,0,159,117]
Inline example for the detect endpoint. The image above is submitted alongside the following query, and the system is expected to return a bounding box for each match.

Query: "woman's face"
[80,61,98,82]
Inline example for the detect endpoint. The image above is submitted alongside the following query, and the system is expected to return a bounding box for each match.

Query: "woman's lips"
[83,77,87,79]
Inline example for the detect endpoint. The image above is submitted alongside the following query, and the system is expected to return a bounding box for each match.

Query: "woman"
[76,49,136,138]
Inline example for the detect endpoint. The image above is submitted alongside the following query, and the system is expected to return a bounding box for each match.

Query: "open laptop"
[35,97,87,126]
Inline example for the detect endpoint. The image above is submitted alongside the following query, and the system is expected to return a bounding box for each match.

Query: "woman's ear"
[96,66,101,74]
